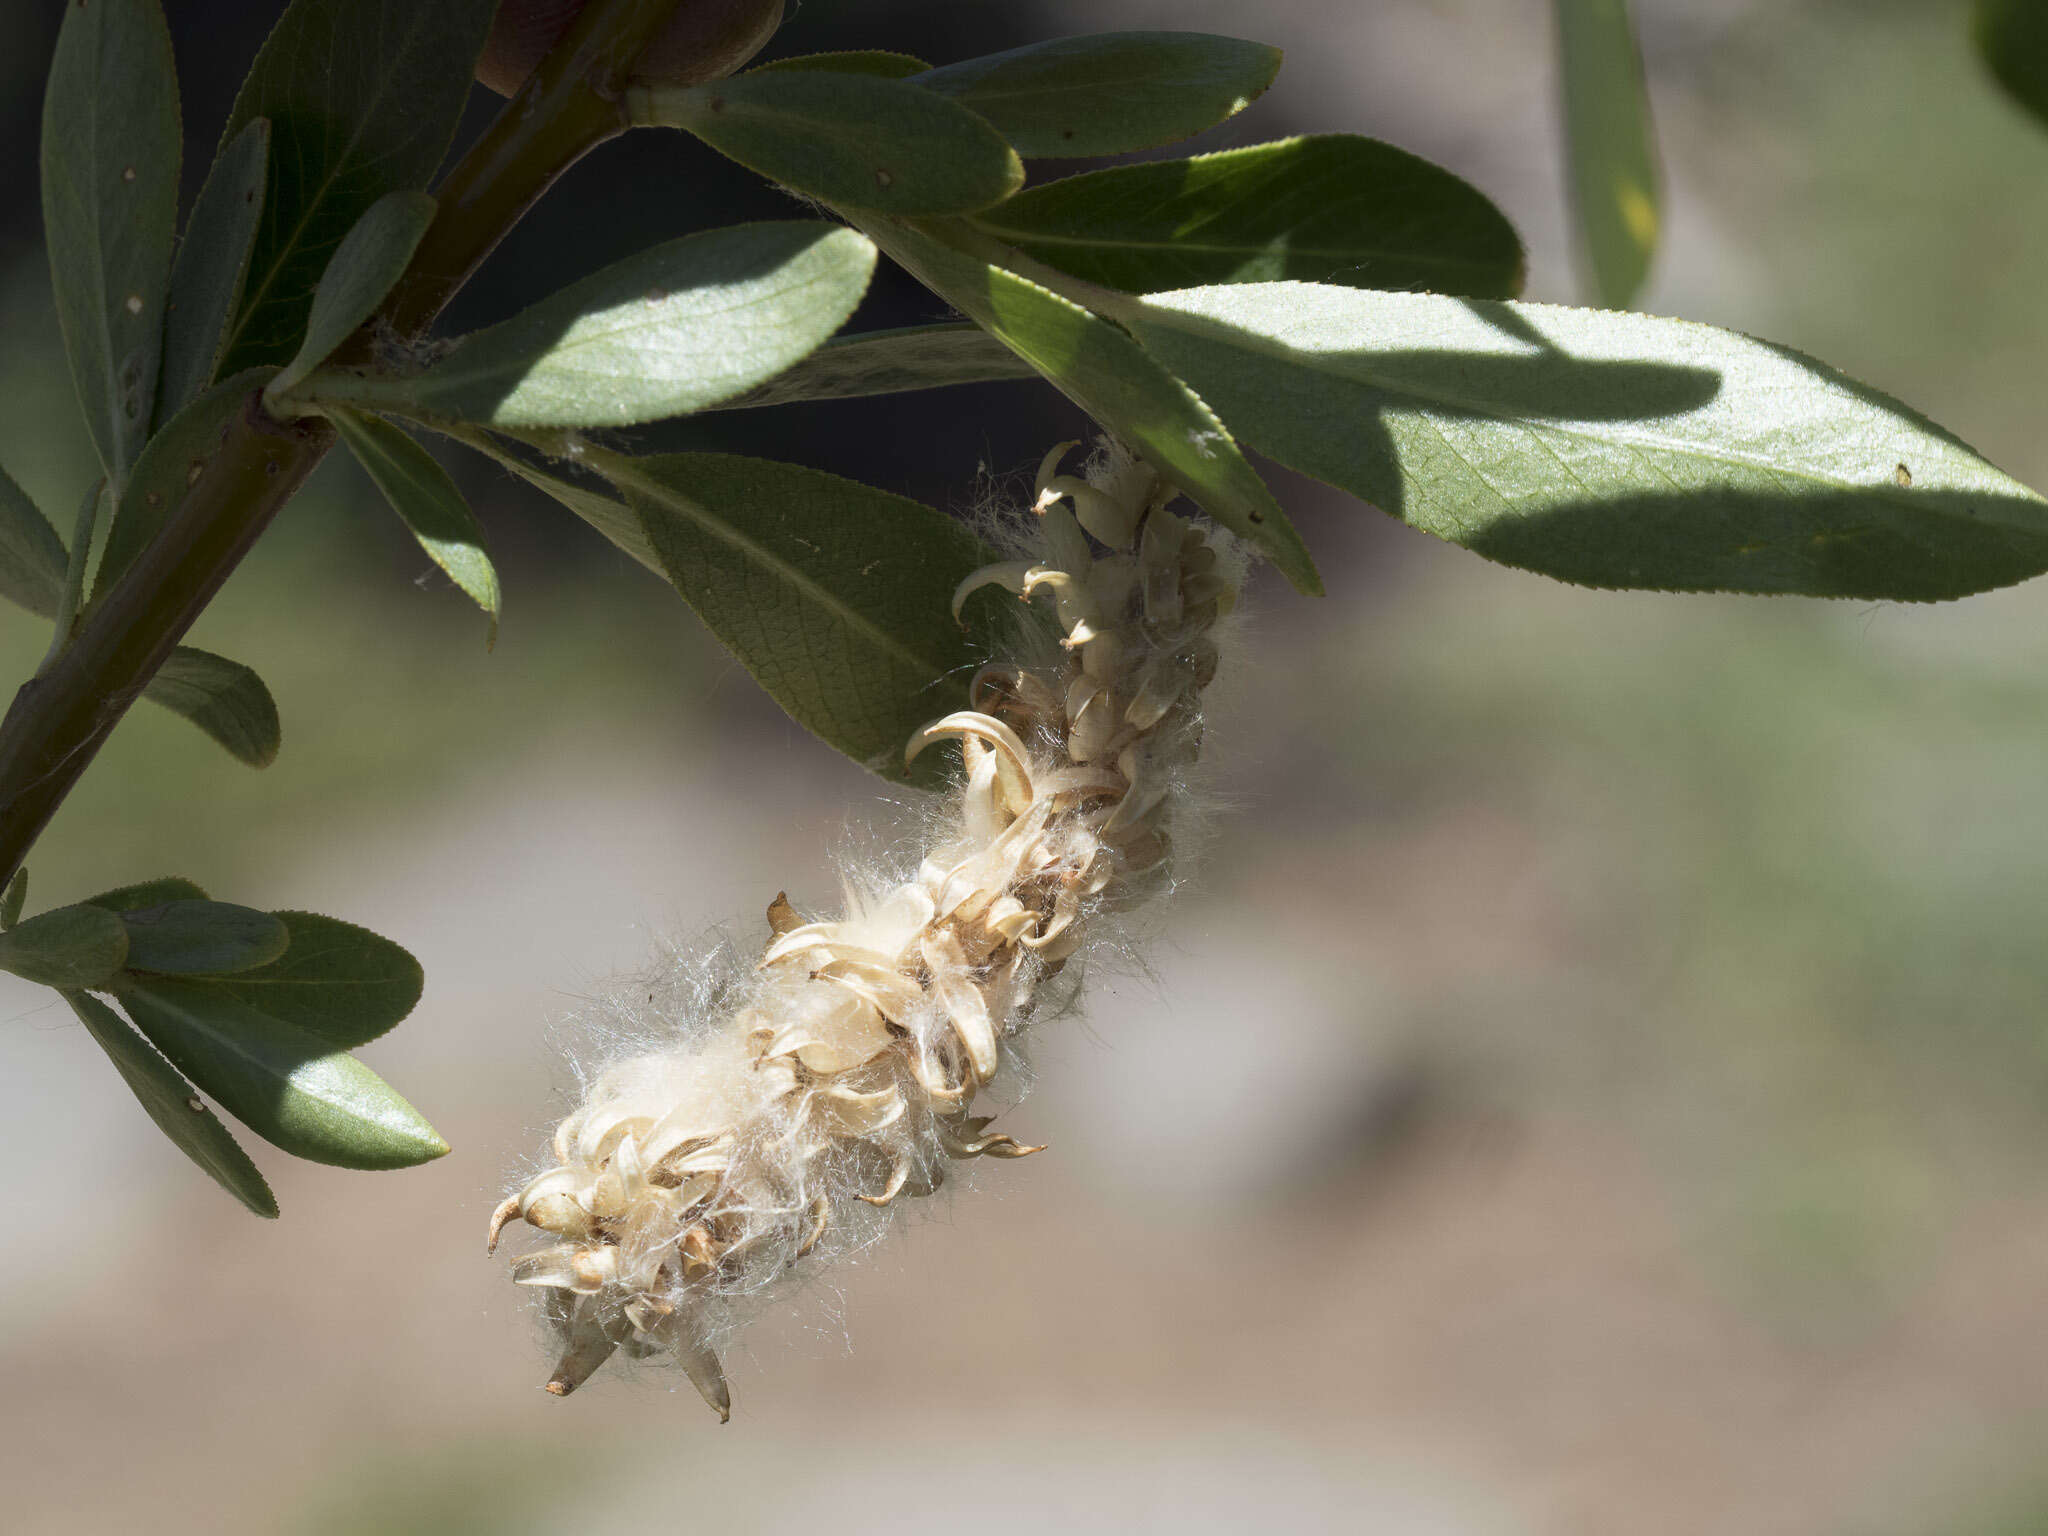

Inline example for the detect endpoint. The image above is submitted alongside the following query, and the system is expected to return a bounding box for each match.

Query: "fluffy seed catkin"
[490,439,1242,1416]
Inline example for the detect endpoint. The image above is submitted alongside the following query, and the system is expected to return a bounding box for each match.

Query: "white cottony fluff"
[491,438,1242,1417]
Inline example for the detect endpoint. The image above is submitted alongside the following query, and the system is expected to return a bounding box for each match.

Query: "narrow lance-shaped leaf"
[300,223,877,430]
[971,136,1526,298]
[40,0,181,493]
[94,368,274,600]
[748,50,932,78]
[0,903,130,988]
[608,452,996,780]
[267,191,437,405]
[913,32,1280,157]
[329,408,500,643]
[1555,0,1660,308]
[468,439,664,575]
[0,462,71,618]
[215,0,498,372]
[1120,281,2048,601]
[65,990,278,1217]
[141,647,283,768]
[859,216,1320,594]
[712,323,1039,409]
[118,978,448,1170]
[1977,1,2048,131]
[631,70,1023,215]
[116,901,290,977]
[158,117,270,423]
[173,910,424,1048]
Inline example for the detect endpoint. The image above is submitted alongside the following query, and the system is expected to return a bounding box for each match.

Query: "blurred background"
[3,0,2048,1530]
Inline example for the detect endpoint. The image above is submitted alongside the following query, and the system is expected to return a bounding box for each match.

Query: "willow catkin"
[490,438,1242,1416]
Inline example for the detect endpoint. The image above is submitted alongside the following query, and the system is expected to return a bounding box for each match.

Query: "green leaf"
[475,444,663,575]
[1120,282,2048,601]
[304,223,876,430]
[1,870,27,931]
[86,876,210,912]
[0,462,71,618]
[713,323,1040,409]
[1556,0,1660,308]
[118,901,290,976]
[267,191,436,403]
[215,0,498,372]
[40,0,182,493]
[637,71,1023,215]
[610,453,995,779]
[329,408,500,643]
[166,910,424,1048]
[913,32,1280,157]
[0,902,130,988]
[158,117,271,423]
[748,49,932,78]
[93,368,274,600]
[141,646,283,768]
[1977,0,2048,129]
[971,135,1525,299]
[862,218,1319,593]
[119,978,447,1170]
[66,990,277,1217]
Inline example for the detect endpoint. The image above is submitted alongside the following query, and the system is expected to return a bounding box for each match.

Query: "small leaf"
[862,218,1319,593]
[1121,282,2048,600]
[119,979,448,1170]
[66,990,277,1217]
[118,900,291,977]
[713,323,1040,409]
[0,903,130,988]
[40,0,182,493]
[611,453,995,778]
[972,135,1525,298]
[1556,0,1660,308]
[86,876,211,912]
[0,462,70,618]
[141,646,283,768]
[304,223,876,430]
[158,117,271,423]
[913,32,1280,157]
[748,50,932,78]
[215,0,498,372]
[267,191,436,403]
[330,408,500,643]
[1,870,27,931]
[1977,1,2048,130]
[95,368,275,600]
[640,71,1023,215]
[175,910,424,1048]
[479,446,663,575]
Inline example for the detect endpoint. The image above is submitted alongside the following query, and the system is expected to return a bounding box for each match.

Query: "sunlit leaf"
[972,136,1525,298]
[0,902,129,988]
[1555,0,1660,308]
[713,323,1038,409]
[862,217,1319,593]
[215,0,497,372]
[119,978,448,1170]
[268,191,437,402]
[914,32,1280,157]
[330,408,500,643]
[304,223,876,429]
[141,646,283,768]
[94,368,275,599]
[636,70,1022,215]
[40,0,181,493]
[1122,281,2048,600]
[66,990,278,1217]
[118,901,290,977]
[0,462,70,618]
[158,118,270,422]
[611,452,996,778]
